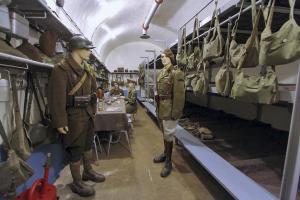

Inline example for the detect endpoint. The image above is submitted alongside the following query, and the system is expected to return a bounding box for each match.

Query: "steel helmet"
[68,35,95,51]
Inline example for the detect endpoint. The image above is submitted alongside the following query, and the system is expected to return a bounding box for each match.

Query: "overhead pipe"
[140,0,163,39]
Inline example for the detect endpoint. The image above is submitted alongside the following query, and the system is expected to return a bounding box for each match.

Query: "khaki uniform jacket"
[125,89,137,114]
[109,88,124,96]
[48,55,97,129]
[157,67,185,120]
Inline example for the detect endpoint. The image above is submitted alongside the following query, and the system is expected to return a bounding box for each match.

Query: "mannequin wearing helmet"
[48,35,105,197]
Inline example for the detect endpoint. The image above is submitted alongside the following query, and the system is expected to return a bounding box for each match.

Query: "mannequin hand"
[57,126,69,135]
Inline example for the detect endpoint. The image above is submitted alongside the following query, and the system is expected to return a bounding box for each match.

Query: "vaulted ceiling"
[45,0,232,71]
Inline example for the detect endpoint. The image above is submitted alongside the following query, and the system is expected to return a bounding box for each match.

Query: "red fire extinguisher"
[16,153,58,200]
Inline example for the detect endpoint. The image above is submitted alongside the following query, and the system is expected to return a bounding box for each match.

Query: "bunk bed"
[141,0,300,199]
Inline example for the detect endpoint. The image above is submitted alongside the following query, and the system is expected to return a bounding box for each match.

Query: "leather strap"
[237,7,261,70]
[225,22,232,66]
[0,119,12,150]
[206,0,219,41]
[68,72,87,96]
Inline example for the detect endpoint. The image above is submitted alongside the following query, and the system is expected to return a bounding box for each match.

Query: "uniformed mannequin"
[48,35,105,197]
[153,48,185,178]
[109,82,124,96]
[125,82,137,114]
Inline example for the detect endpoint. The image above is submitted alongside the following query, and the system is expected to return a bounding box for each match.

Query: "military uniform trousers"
[63,109,95,162]
[161,119,178,142]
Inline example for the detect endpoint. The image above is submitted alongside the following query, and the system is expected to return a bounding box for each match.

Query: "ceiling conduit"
[140,0,163,39]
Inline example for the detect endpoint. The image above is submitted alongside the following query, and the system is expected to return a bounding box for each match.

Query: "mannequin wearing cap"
[48,35,105,197]
[153,48,185,178]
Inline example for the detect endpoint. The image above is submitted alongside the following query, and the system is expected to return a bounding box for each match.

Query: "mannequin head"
[161,54,173,71]
[69,35,94,65]
[71,48,92,64]
[96,87,104,99]
[161,48,175,71]
[128,82,135,91]
[114,82,119,89]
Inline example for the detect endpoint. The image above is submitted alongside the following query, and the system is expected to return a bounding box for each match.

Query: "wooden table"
[94,98,131,157]
[94,98,128,131]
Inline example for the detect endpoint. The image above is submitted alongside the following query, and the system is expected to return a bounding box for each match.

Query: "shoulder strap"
[289,0,295,20]
[237,7,261,70]
[232,0,245,38]
[0,119,12,149]
[225,22,232,66]
[206,0,219,41]
[68,72,87,96]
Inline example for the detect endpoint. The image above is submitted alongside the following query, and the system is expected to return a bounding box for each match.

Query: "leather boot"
[160,141,173,178]
[153,140,166,163]
[69,161,95,197]
[82,150,106,183]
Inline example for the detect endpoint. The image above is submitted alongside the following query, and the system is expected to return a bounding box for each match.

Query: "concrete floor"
[55,105,233,200]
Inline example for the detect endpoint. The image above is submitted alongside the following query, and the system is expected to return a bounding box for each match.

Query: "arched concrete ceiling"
[45,0,231,71]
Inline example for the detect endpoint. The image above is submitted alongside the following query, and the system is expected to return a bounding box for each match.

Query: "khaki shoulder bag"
[185,73,196,88]
[0,120,34,195]
[229,0,259,68]
[10,75,32,160]
[187,17,202,70]
[231,9,279,104]
[215,22,233,96]
[203,0,224,61]
[192,61,209,96]
[259,0,300,66]
[176,27,188,67]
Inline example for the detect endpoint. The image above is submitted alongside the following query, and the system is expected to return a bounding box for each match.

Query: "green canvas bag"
[215,22,233,96]
[231,9,279,104]
[138,64,145,87]
[171,68,185,120]
[10,75,32,160]
[202,0,224,61]
[259,0,300,66]
[229,0,259,68]
[0,120,34,195]
[185,73,196,88]
[187,17,202,70]
[176,27,188,67]
[192,61,209,95]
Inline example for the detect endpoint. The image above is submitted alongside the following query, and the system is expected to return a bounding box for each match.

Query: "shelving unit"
[140,0,300,199]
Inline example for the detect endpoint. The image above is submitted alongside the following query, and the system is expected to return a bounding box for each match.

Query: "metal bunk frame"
[140,0,300,199]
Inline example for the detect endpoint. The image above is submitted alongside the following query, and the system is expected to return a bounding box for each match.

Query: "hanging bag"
[259,0,300,65]
[10,75,32,160]
[229,0,260,68]
[185,73,196,88]
[202,0,224,61]
[176,27,188,67]
[215,22,233,96]
[192,61,209,95]
[187,17,202,70]
[231,8,279,104]
[0,119,34,196]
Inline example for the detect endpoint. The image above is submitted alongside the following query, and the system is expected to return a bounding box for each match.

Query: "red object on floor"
[15,153,57,200]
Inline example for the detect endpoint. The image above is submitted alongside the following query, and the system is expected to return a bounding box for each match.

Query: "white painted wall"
[105,42,162,71]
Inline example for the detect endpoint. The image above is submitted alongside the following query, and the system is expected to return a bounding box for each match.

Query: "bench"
[140,101,278,200]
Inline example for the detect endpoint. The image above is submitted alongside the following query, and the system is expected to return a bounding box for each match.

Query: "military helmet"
[68,35,95,51]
